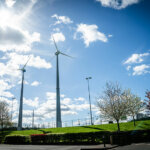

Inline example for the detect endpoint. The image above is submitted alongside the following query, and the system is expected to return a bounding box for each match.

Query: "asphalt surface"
[111,143,150,150]
[0,143,150,150]
[0,144,112,150]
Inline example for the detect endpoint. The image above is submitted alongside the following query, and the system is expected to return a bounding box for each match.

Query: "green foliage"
[1,120,150,141]
[4,135,31,144]
[30,132,110,144]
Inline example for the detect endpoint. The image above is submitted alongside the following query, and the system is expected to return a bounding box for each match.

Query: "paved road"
[111,143,150,150]
[0,144,108,150]
[0,143,150,150]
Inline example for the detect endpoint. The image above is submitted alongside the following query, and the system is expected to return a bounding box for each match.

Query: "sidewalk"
[80,144,118,150]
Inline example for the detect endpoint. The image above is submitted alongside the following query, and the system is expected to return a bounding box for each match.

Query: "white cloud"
[5,0,16,7]
[75,24,108,47]
[96,0,140,9]
[5,52,51,70]
[108,34,113,37]
[133,64,150,75]
[23,97,39,108]
[18,80,29,85]
[51,14,73,25]
[0,26,40,52]
[31,81,41,86]
[50,32,65,43]
[126,65,131,71]
[74,97,85,101]
[0,53,51,79]
[124,53,149,64]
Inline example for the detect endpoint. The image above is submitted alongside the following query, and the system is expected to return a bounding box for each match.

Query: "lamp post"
[86,77,93,125]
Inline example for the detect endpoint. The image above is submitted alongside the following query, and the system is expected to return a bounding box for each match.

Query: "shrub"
[30,134,46,144]
[0,136,2,144]
[4,135,31,144]
[30,132,110,144]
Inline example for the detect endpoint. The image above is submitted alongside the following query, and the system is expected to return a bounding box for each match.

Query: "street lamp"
[86,77,93,125]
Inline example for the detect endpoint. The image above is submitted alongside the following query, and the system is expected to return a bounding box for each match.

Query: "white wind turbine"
[52,36,73,128]
[17,57,31,130]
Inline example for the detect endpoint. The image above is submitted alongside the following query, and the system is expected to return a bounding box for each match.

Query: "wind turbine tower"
[18,57,30,130]
[52,36,73,128]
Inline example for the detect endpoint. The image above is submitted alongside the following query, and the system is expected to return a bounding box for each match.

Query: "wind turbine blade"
[59,52,74,58]
[23,56,31,69]
[52,35,59,52]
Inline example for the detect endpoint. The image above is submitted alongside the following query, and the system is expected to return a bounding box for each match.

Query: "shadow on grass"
[37,129,51,134]
[80,126,104,131]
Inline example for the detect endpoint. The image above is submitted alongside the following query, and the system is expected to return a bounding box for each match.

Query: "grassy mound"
[0,120,150,143]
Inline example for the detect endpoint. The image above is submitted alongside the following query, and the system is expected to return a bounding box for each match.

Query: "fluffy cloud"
[5,0,16,7]
[133,64,150,75]
[0,26,40,52]
[123,52,150,76]
[31,81,41,86]
[96,0,140,9]
[75,24,108,47]
[50,32,65,43]
[23,97,39,108]
[0,1,40,52]
[124,53,149,64]
[5,52,51,69]
[51,14,73,25]
[74,97,85,101]
[0,53,51,79]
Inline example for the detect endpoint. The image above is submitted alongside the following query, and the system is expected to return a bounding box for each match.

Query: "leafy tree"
[97,82,128,132]
[145,90,150,111]
[125,89,143,126]
[0,101,11,130]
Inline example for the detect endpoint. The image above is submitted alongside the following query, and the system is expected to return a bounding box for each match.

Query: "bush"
[31,134,46,144]
[4,135,31,144]
[0,136,2,144]
[30,132,110,144]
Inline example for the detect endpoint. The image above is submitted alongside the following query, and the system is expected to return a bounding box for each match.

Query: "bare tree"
[125,89,144,126]
[0,101,11,130]
[97,82,128,132]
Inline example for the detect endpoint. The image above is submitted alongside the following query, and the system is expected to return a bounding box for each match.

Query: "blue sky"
[0,0,150,127]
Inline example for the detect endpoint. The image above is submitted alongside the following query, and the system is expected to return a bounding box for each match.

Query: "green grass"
[1,120,150,138]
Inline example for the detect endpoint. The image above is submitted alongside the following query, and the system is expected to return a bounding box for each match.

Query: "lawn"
[0,120,150,137]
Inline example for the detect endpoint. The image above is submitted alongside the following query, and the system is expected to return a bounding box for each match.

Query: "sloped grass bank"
[1,120,150,144]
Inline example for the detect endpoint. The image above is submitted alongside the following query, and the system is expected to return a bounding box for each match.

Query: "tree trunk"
[116,120,120,132]
[133,116,136,126]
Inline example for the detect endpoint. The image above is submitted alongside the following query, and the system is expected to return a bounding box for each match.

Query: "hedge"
[4,135,31,144]
[30,130,150,145]
[3,130,150,145]
[110,130,150,145]
[30,132,110,144]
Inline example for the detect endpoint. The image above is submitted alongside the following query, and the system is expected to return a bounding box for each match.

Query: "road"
[111,143,150,150]
[0,144,106,150]
[0,143,150,150]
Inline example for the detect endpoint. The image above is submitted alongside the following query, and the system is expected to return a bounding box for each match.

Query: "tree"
[97,82,128,132]
[0,101,11,130]
[145,90,150,111]
[125,89,143,126]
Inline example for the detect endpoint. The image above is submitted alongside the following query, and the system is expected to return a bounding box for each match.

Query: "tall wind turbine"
[18,57,31,130]
[52,36,73,128]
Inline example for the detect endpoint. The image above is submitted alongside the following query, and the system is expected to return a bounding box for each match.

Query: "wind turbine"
[52,36,73,128]
[17,57,31,130]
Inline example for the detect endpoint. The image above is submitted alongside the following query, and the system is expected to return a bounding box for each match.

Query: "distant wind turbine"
[52,36,73,128]
[17,57,31,130]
